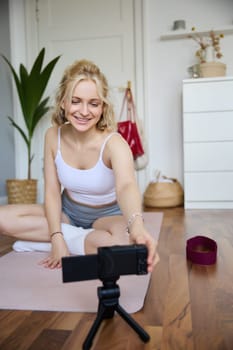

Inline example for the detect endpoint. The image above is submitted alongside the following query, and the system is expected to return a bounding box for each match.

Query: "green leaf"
[30,97,50,136]
[19,63,31,129]
[33,55,61,105]
[7,116,29,148]
[26,48,46,123]
[30,48,45,77]
[1,55,24,110]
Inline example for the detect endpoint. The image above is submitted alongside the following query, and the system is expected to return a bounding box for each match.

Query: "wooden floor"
[0,207,233,349]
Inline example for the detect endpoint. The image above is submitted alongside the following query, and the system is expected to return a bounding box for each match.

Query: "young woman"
[0,59,159,271]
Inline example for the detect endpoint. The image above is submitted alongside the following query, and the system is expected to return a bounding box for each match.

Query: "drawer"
[184,172,233,201]
[183,111,233,142]
[184,142,233,171]
[183,79,233,112]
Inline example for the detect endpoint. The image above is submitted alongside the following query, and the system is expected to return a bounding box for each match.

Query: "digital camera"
[62,244,148,282]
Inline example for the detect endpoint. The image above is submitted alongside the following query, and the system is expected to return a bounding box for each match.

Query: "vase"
[204,46,215,62]
[200,62,226,78]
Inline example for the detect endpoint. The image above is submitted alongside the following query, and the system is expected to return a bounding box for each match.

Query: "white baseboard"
[0,196,7,205]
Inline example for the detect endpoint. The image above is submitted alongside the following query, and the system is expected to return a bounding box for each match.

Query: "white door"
[24,0,145,201]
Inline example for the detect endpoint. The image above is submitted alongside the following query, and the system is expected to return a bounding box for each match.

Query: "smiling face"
[63,79,103,132]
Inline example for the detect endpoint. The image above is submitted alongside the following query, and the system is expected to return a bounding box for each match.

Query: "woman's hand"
[39,235,70,269]
[129,228,159,273]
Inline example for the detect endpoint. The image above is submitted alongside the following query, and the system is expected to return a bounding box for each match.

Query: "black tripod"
[83,276,150,350]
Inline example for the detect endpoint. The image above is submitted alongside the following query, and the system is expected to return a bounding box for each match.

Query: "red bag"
[117,87,144,159]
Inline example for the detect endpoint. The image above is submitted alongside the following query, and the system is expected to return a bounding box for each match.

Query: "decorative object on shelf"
[188,27,224,63]
[187,64,200,78]
[188,27,226,77]
[204,45,215,62]
[199,61,226,78]
[172,20,186,31]
[1,48,60,203]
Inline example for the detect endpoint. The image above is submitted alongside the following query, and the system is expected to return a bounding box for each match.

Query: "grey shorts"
[61,191,122,229]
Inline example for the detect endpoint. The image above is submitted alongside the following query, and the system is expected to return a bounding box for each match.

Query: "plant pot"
[200,62,226,78]
[6,179,37,204]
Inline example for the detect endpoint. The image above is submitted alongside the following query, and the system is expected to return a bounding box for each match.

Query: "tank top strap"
[99,132,119,159]
[57,127,61,151]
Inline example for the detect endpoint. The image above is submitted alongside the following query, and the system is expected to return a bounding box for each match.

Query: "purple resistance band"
[186,235,217,265]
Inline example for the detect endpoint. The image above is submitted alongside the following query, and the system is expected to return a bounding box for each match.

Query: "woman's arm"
[42,126,70,268]
[107,134,159,272]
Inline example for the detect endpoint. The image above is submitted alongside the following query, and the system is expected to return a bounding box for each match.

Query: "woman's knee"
[0,204,44,236]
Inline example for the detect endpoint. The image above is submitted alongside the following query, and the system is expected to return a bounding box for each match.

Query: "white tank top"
[55,128,117,205]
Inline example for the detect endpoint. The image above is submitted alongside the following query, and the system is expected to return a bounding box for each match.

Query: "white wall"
[144,0,233,186]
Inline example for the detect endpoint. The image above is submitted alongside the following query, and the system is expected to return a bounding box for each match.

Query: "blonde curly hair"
[51,59,116,131]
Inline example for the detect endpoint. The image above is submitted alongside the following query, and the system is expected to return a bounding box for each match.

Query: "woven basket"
[200,62,226,78]
[6,179,37,204]
[143,179,184,208]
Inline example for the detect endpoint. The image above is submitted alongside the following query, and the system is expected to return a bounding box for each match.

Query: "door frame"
[8,0,149,197]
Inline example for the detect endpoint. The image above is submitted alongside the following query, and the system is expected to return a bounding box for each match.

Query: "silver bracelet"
[126,212,143,234]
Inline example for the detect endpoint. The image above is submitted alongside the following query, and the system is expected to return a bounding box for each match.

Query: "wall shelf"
[160,25,233,40]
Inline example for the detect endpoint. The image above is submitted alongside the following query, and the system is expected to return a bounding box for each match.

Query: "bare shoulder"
[45,125,60,144]
[105,132,133,160]
[45,125,58,138]
[44,126,59,154]
[107,132,129,148]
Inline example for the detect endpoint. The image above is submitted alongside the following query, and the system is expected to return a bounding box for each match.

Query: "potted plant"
[1,48,60,203]
[188,28,226,77]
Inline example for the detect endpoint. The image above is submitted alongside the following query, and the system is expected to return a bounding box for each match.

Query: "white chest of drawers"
[182,76,233,209]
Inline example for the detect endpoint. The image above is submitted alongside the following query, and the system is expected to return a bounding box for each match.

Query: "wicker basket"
[143,179,184,208]
[200,62,226,78]
[6,179,37,204]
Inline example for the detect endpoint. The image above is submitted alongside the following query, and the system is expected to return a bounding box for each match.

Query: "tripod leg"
[115,304,150,342]
[82,304,107,350]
